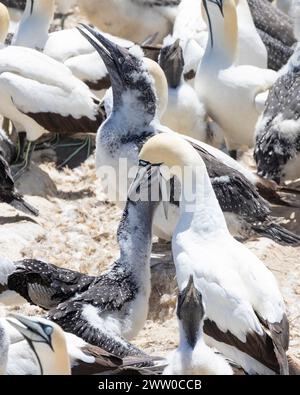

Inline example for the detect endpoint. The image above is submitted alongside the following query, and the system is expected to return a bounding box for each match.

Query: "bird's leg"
[11,135,35,181]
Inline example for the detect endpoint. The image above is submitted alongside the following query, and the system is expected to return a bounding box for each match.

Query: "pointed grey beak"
[77,24,127,75]
[177,276,205,349]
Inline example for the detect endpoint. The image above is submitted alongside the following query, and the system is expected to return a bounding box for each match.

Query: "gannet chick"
[196,0,277,156]
[133,133,290,375]
[79,25,300,245]
[248,0,296,70]
[77,0,180,44]
[254,48,300,183]
[159,39,223,147]
[5,194,158,357]
[163,276,233,375]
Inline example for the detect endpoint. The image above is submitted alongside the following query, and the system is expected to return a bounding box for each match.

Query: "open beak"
[6,313,52,348]
[77,24,126,78]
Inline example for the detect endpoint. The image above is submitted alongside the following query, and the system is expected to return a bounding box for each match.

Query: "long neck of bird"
[117,199,157,272]
[203,0,238,67]
[177,162,228,238]
[34,341,70,375]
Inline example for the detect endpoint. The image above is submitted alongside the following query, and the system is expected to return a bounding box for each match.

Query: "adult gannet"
[79,25,300,245]
[162,0,267,86]
[3,314,157,375]
[254,46,300,183]
[0,45,104,175]
[12,0,134,99]
[196,0,277,156]
[77,0,180,44]
[248,0,296,70]
[4,195,159,357]
[159,39,223,146]
[133,133,290,375]
[163,276,233,375]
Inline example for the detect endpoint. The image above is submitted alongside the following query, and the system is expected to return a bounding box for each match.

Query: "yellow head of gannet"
[139,132,206,178]
[7,313,71,375]
[0,3,9,44]
[201,0,238,62]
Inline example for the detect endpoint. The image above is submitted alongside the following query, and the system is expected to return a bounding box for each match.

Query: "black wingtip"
[253,222,300,246]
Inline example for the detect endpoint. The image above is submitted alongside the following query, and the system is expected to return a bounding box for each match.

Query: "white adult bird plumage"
[12,0,134,98]
[133,133,290,375]
[196,0,277,156]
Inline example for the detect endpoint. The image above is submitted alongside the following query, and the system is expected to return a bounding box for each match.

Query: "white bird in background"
[236,0,268,68]
[133,133,290,375]
[164,0,267,87]
[163,276,233,375]
[159,39,224,146]
[196,0,277,158]
[0,42,103,176]
[12,0,134,98]
[77,0,180,44]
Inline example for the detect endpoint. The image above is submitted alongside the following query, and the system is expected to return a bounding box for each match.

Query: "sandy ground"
[0,153,299,362]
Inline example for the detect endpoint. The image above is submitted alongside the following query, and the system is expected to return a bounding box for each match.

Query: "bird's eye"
[43,326,53,336]
[118,57,124,65]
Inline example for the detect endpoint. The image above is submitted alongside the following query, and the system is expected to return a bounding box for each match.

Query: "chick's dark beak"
[177,276,205,348]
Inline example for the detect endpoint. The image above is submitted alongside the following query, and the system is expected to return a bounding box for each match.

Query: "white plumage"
[138,133,289,375]
[196,0,277,153]
[0,45,101,141]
